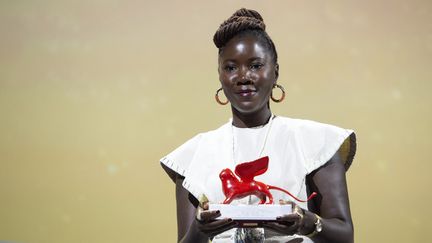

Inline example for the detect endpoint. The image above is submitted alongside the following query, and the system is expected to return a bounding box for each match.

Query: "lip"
[236,89,257,97]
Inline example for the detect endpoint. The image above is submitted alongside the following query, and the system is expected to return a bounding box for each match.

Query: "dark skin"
[218,35,277,128]
[162,34,354,242]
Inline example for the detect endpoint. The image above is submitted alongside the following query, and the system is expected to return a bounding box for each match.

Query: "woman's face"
[218,35,278,115]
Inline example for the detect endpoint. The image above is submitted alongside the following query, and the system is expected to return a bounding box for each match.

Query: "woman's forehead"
[219,36,270,61]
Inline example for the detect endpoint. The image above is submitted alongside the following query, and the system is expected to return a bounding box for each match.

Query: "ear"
[274,63,279,82]
[217,53,222,76]
[217,66,223,84]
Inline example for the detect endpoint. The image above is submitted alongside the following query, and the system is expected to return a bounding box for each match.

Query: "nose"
[237,67,252,84]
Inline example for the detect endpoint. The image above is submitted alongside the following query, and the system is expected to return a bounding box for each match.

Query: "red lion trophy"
[219,156,317,204]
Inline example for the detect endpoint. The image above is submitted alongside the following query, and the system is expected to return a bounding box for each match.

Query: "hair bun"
[233,8,264,22]
[213,8,266,48]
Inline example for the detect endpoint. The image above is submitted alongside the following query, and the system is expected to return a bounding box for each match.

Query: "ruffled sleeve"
[297,120,357,174]
[159,122,233,202]
[160,133,203,178]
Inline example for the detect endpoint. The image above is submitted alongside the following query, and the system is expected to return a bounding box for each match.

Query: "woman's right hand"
[195,201,238,238]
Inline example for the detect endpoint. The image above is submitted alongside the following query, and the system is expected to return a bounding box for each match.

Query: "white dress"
[160,116,356,242]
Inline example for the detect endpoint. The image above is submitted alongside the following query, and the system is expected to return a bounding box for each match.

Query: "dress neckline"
[230,115,277,130]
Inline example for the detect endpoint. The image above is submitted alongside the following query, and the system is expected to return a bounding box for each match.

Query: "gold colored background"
[1,0,431,242]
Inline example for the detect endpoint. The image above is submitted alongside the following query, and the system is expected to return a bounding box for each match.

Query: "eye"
[224,65,237,72]
[250,63,263,70]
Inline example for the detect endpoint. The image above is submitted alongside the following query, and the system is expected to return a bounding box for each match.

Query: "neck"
[231,106,272,128]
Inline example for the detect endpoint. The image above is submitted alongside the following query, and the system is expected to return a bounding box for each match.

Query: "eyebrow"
[248,57,265,61]
[222,57,265,64]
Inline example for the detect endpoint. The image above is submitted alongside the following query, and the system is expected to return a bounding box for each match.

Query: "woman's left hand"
[262,200,313,236]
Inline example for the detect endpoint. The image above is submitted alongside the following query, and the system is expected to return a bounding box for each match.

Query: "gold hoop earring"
[215,88,229,105]
[271,84,285,103]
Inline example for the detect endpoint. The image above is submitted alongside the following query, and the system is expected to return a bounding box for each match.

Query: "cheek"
[220,73,237,85]
[263,68,276,79]
[257,70,275,86]
[219,73,228,85]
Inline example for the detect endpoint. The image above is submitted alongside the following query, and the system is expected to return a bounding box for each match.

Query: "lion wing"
[234,156,269,183]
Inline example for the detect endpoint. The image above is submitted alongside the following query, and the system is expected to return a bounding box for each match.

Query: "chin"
[232,102,266,115]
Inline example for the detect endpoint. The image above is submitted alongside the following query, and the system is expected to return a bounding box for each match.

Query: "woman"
[161,8,356,243]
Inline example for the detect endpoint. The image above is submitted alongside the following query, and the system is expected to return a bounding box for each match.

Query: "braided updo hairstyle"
[213,8,278,64]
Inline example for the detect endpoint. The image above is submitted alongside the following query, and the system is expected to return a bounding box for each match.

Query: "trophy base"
[209,204,292,224]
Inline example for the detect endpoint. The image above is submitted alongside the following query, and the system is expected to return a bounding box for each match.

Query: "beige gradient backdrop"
[1,0,431,242]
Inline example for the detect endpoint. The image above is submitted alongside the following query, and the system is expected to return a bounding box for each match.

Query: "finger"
[277,213,301,223]
[199,210,221,222]
[286,238,304,243]
[196,207,217,221]
[276,214,302,232]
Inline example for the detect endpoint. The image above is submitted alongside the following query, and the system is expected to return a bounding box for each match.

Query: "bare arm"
[305,149,354,243]
[263,149,354,243]
[176,176,210,243]
[161,163,236,243]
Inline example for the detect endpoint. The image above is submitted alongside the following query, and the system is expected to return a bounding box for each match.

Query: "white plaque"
[209,204,292,221]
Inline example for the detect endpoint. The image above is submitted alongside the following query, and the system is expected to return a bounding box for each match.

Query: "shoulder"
[273,116,350,136]
[181,119,232,142]
[160,120,231,181]
[189,120,231,145]
[274,115,341,128]
[274,116,356,172]
[161,120,231,162]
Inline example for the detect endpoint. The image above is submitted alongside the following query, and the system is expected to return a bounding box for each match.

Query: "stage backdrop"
[1,0,431,242]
